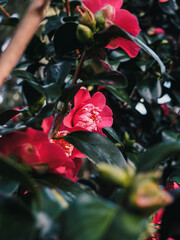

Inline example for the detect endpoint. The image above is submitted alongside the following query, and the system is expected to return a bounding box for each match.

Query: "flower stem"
[65,0,71,16]
[0,5,11,18]
[72,47,87,85]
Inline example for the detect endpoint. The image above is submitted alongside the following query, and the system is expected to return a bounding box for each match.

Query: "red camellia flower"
[82,0,141,57]
[159,0,169,2]
[63,88,113,134]
[0,128,80,180]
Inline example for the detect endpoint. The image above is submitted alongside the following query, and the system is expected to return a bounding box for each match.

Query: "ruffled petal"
[114,9,141,36]
[91,92,106,109]
[100,0,123,10]
[82,0,101,13]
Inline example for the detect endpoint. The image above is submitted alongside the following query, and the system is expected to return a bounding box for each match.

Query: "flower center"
[74,103,102,131]
[51,130,74,157]
[101,4,115,21]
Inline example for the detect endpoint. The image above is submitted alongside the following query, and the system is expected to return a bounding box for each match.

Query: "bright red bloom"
[0,128,79,180]
[82,0,141,57]
[159,0,169,2]
[63,88,113,134]
[42,117,85,159]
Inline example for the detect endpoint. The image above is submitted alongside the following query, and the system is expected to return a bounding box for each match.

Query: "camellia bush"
[0,0,180,239]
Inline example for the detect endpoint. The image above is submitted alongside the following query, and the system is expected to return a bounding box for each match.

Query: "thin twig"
[72,47,87,85]
[0,5,11,18]
[65,0,71,16]
[0,0,51,89]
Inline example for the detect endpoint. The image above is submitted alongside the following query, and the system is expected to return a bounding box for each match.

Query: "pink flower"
[148,28,165,35]
[42,117,85,159]
[159,0,169,2]
[0,128,80,180]
[82,0,141,57]
[63,88,113,134]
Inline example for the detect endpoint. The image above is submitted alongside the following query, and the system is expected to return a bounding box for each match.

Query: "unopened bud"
[129,171,173,214]
[76,24,94,46]
[76,6,96,31]
[95,10,106,31]
[98,163,135,188]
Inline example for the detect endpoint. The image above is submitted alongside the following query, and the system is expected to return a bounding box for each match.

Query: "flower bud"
[95,10,106,31]
[82,58,110,77]
[76,6,96,31]
[98,163,135,188]
[76,24,93,46]
[129,171,173,214]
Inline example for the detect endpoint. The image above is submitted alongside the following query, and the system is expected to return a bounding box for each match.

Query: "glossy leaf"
[64,131,127,168]
[137,141,180,172]
[0,155,39,203]
[94,25,166,74]
[0,192,36,240]
[86,71,127,88]
[54,22,82,57]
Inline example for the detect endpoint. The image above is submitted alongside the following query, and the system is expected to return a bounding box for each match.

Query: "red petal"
[63,110,75,128]
[38,142,75,169]
[114,9,141,37]
[74,88,91,108]
[91,92,106,109]
[107,37,140,58]
[106,9,141,57]
[41,116,53,134]
[82,0,101,13]
[100,0,123,9]
[98,106,113,128]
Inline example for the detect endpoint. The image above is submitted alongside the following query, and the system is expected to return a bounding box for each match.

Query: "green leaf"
[103,127,123,145]
[167,168,180,185]
[0,108,27,125]
[64,131,127,168]
[36,174,85,201]
[0,192,35,240]
[45,61,72,85]
[0,177,19,194]
[106,86,133,106]
[0,155,39,203]
[12,69,38,82]
[137,141,180,172]
[36,187,66,239]
[136,77,162,103]
[61,193,117,240]
[61,193,146,240]
[54,22,82,57]
[94,25,166,74]
[85,71,127,88]
[0,124,27,135]
[158,0,177,15]
[0,0,8,7]
[26,103,55,126]
[162,130,180,143]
